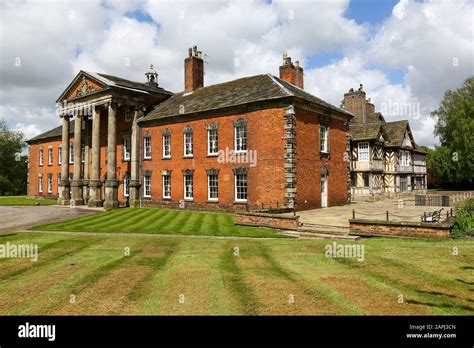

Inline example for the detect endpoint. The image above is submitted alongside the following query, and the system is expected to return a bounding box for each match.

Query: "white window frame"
[184,132,193,157]
[123,137,131,161]
[184,174,193,200]
[39,149,44,166]
[57,173,61,187]
[48,148,53,165]
[69,143,74,164]
[207,128,218,156]
[320,126,328,153]
[58,145,62,164]
[123,176,130,197]
[162,174,171,199]
[234,173,248,202]
[358,142,369,162]
[47,175,52,193]
[234,125,247,153]
[162,134,171,159]
[400,150,410,166]
[144,174,151,198]
[38,176,43,193]
[208,174,218,201]
[144,136,152,159]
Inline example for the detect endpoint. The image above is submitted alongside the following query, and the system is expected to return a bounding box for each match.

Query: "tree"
[0,119,28,195]
[429,76,474,188]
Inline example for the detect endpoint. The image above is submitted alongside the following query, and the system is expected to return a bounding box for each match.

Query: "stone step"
[279,230,360,240]
[300,222,349,230]
[298,224,349,236]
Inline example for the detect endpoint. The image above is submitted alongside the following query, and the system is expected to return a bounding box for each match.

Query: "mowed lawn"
[0,196,56,206]
[0,232,473,315]
[32,208,285,238]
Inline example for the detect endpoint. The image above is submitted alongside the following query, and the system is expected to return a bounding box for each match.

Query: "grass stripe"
[219,243,258,315]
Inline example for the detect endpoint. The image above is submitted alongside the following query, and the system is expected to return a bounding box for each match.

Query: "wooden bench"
[421,208,444,223]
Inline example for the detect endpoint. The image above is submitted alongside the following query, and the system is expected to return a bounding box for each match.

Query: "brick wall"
[295,106,349,210]
[141,107,287,211]
[236,212,299,230]
[28,139,71,199]
[349,219,452,238]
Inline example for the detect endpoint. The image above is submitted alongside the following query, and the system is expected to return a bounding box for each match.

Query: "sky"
[0,0,473,147]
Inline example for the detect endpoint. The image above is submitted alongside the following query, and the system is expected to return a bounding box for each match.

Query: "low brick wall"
[235,212,299,230]
[349,219,453,239]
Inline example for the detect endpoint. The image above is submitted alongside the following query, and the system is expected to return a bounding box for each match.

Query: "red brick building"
[27,47,353,211]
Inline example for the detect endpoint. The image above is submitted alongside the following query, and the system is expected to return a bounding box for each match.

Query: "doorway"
[321,174,328,208]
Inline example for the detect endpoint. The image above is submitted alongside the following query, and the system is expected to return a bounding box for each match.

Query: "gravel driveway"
[0,206,97,234]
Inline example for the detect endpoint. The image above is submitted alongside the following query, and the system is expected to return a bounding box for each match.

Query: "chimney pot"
[279,54,303,89]
[185,45,204,93]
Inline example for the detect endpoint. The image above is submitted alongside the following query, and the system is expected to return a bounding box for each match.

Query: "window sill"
[320,152,331,159]
[162,157,171,160]
[207,199,219,203]
[162,197,171,201]
[234,200,248,204]
[184,198,194,201]
[143,157,152,161]
[183,156,194,159]
[234,151,247,155]
[207,153,219,157]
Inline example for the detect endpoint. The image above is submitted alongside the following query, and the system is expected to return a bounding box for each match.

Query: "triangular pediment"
[57,71,107,102]
[402,130,413,148]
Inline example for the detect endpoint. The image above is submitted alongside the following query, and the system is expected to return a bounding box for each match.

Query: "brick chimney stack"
[279,53,304,89]
[343,84,376,124]
[184,45,204,93]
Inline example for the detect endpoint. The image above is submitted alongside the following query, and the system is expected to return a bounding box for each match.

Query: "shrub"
[451,199,474,238]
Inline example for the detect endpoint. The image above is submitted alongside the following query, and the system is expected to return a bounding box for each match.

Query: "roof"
[57,71,172,102]
[383,120,409,147]
[142,74,352,122]
[92,72,173,95]
[26,121,74,144]
[414,143,428,154]
[349,122,383,141]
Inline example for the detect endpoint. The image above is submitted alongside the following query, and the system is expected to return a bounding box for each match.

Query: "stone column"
[104,103,119,210]
[129,107,142,208]
[82,117,90,204]
[88,106,103,207]
[58,114,71,205]
[71,115,84,206]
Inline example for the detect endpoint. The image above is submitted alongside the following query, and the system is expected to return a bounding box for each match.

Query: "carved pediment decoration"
[74,76,97,98]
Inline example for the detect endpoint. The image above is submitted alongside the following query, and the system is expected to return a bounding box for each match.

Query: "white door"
[321,174,328,208]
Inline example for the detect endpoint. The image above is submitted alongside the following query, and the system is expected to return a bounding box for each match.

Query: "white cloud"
[0,0,472,149]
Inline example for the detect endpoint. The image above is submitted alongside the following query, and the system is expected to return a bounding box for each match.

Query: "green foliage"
[429,77,474,188]
[452,199,474,238]
[0,120,27,195]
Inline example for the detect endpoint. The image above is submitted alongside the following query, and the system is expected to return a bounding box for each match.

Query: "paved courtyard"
[0,206,97,234]
[286,194,447,229]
